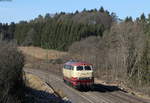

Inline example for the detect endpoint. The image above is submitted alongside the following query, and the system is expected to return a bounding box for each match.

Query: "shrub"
[0,41,25,103]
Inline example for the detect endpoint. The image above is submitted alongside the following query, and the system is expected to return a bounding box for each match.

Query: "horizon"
[0,0,150,23]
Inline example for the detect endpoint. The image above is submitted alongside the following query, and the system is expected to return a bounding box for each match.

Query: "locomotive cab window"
[84,66,91,70]
[76,66,92,71]
[77,66,83,71]
[64,65,74,70]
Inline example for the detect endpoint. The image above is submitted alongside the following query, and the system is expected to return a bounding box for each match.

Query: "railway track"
[24,68,150,103]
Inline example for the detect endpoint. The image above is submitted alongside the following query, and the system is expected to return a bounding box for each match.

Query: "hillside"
[25,73,59,103]
[21,46,150,100]
[0,8,115,51]
[19,46,67,60]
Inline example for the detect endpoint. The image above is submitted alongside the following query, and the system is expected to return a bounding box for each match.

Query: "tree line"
[0,7,149,96]
[0,7,115,51]
[69,13,150,95]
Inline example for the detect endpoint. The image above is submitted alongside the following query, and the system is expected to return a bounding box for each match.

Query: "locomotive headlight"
[72,77,79,81]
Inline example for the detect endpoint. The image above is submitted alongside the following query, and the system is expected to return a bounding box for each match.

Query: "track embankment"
[25,68,150,103]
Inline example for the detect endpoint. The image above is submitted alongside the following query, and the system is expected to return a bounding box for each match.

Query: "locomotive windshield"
[77,66,92,71]
[84,66,91,70]
[77,66,84,71]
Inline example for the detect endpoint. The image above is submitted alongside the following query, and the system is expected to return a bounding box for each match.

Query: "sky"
[0,0,150,23]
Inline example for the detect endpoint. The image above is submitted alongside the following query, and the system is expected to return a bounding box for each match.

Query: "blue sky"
[0,0,150,23]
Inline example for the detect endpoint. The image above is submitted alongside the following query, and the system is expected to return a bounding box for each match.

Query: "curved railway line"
[25,68,150,103]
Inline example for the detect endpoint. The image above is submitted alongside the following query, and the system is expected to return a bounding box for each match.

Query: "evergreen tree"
[125,16,133,22]
[99,6,104,12]
[3,8,114,51]
[140,13,146,23]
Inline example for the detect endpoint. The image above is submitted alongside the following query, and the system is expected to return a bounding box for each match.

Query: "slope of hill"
[0,8,115,51]
[19,46,67,60]
[21,46,150,100]
[25,73,69,103]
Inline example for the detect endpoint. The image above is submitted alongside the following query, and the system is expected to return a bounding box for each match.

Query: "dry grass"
[19,46,67,75]
[19,46,67,60]
[25,73,54,94]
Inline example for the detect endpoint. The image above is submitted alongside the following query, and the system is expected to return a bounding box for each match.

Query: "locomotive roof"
[65,61,92,66]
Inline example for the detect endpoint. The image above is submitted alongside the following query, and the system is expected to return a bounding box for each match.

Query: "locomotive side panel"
[63,65,74,79]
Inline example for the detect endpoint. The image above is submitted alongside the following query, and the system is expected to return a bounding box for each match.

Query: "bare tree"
[69,22,149,90]
[0,41,25,103]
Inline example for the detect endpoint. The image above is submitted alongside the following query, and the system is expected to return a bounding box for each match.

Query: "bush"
[0,42,25,103]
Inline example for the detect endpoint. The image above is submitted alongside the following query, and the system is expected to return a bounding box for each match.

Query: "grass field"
[19,46,67,60]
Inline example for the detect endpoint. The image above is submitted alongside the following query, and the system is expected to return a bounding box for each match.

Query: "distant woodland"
[0,7,115,50]
[0,7,150,95]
